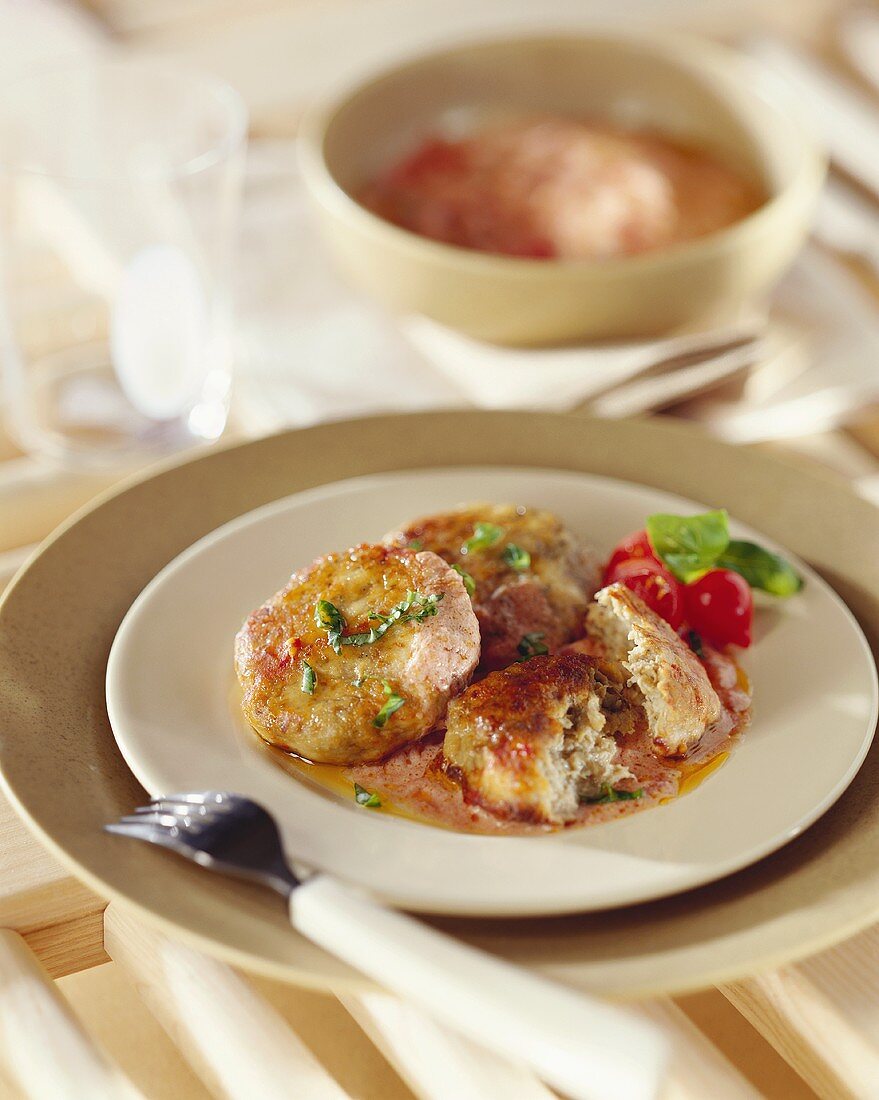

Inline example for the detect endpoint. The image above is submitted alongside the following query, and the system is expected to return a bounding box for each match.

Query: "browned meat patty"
[443,651,634,824]
[586,583,722,756]
[384,503,598,672]
[235,544,480,764]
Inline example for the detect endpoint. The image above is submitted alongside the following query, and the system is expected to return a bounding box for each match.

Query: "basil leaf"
[320,592,444,650]
[502,543,531,571]
[373,680,406,728]
[407,592,444,622]
[687,630,705,659]
[315,599,344,632]
[408,539,423,550]
[517,632,548,659]
[646,510,729,582]
[300,660,316,694]
[315,599,345,654]
[585,785,644,804]
[462,522,504,554]
[717,539,804,597]
[354,782,381,808]
[452,563,476,597]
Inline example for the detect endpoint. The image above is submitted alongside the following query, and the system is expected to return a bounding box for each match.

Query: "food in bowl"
[235,504,802,832]
[299,33,824,342]
[360,115,764,260]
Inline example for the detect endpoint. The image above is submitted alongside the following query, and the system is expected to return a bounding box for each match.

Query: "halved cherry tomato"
[611,558,685,631]
[684,568,753,648]
[603,529,659,585]
[604,548,663,587]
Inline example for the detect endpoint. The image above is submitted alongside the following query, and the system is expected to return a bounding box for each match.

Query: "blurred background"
[1,0,879,506]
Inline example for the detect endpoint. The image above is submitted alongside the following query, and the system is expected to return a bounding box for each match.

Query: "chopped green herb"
[352,591,443,645]
[315,598,344,632]
[408,539,423,550]
[585,785,644,804]
[353,672,364,688]
[315,591,443,652]
[300,660,316,694]
[315,599,346,654]
[517,632,549,660]
[502,543,531,571]
[462,521,504,554]
[452,563,476,597]
[646,511,729,582]
[718,539,803,597]
[373,680,406,728]
[687,630,705,659]
[354,782,381,808]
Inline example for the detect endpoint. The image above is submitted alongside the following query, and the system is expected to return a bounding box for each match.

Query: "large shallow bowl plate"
[2,412,879,997]
[106,468,876,916]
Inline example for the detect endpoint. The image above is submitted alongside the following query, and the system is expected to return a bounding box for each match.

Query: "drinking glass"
[0,58,247,465]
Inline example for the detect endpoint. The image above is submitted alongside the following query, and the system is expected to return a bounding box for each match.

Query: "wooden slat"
[721,931,879,1100]
[674,989,819,1099]
[636,1001,759,1098]
[339,992,558,1100]
[104,903,356,1100]
[0,796,106,980]
[0,929,139,1099]
[58,962,213,1100]
[0,459,120,557]
[342,990,761,1100]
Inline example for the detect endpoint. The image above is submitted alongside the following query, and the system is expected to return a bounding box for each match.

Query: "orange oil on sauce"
[230,641,751,835]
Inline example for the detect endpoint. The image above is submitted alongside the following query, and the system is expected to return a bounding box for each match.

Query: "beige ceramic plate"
[105,467,875,916]
[1,412,879,998]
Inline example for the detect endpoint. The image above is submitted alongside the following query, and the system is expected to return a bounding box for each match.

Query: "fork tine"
[162,791,236,807]
[138,801,209,817]
[119,812,181,828]
[104,820,175,842]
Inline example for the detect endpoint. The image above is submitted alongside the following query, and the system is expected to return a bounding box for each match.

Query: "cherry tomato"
[603,529,659,584]
[604,548,664,587]
[684,569,753,648]
[611,558,685,631]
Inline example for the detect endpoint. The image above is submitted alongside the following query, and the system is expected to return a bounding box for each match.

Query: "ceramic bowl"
[299,32,825,345]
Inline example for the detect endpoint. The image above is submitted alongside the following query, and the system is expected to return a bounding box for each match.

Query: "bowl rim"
[298,28,827,276]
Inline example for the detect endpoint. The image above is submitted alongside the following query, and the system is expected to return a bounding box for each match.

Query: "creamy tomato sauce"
[235,645,751,835]
[360,116,763,260]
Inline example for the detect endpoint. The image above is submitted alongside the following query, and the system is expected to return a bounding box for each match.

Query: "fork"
[107,791,667,1100]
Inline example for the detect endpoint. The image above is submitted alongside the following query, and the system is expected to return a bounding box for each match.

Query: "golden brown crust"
[443,652,632,823]
[235,544,480,764]
[384,503,599,671]
[588,583,722,756]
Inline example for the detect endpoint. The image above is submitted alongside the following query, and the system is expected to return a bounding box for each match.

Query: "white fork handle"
[289,874,668,1100]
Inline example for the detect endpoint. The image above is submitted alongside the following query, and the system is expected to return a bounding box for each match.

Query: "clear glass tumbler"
[0,58,247,465]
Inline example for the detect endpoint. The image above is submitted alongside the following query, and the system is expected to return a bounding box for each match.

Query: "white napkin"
[399,313,762,413]
[685,244,879,442]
